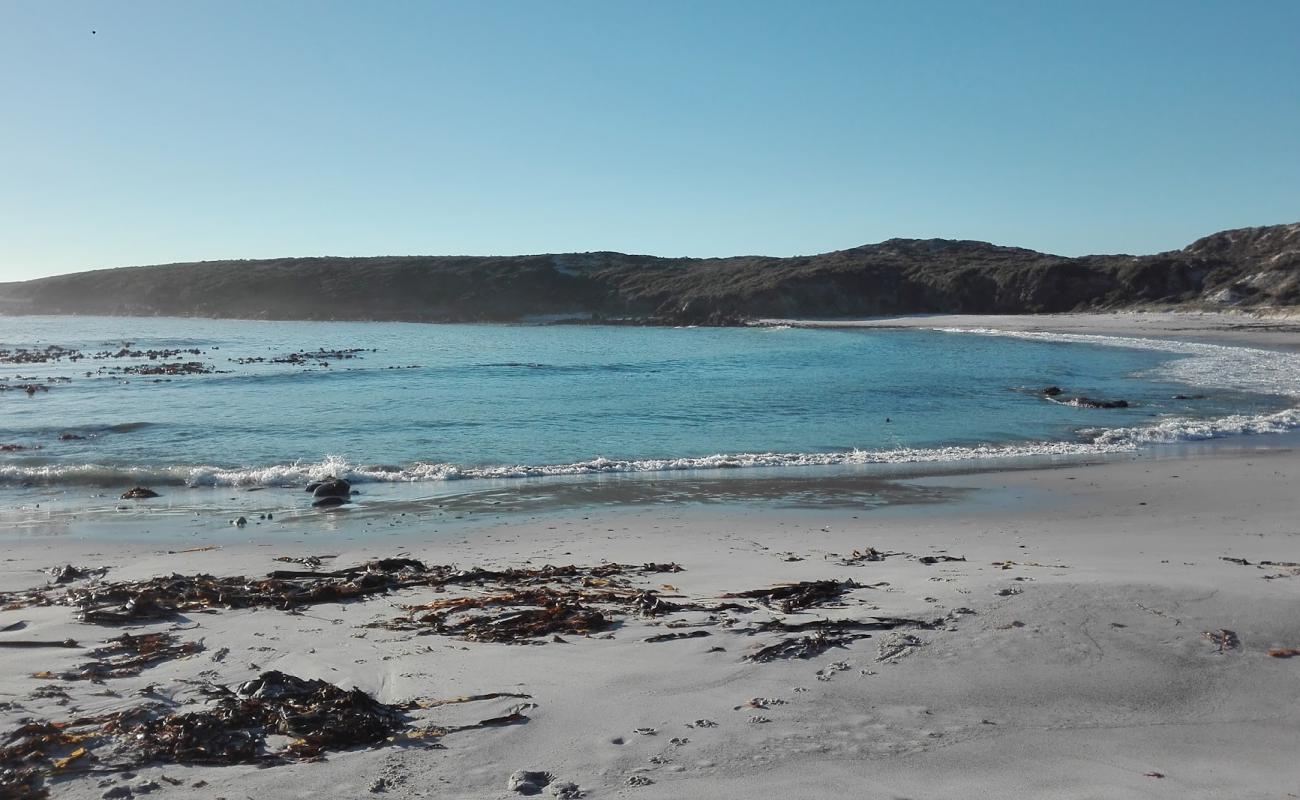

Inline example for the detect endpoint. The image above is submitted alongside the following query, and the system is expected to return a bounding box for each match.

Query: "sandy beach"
[766,309,1300,350]
[3,313,1300,799]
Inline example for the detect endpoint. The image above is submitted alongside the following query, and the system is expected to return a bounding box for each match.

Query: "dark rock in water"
[0,443,38,451]
[311,477,351,499]
[121,486,160,499]
[313,496,349,509]
[1172,393,1207,400]
[1041,388,1129,408]
[507,771,553,795]
[1072,397,1129,409]
[58,432,86,441]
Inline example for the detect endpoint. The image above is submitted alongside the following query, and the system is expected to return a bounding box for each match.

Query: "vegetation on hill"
[1,223,1296,324]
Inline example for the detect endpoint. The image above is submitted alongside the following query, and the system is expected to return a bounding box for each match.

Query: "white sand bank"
[764,310,1300,350]
[3,439,1299,799]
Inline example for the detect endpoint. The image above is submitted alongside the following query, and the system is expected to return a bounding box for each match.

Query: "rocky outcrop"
[0,223,1296,324]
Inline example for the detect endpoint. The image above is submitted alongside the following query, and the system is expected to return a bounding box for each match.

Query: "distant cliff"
[1,223,1297,324]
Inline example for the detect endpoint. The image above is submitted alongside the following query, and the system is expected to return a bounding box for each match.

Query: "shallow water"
[1,316,1297,489]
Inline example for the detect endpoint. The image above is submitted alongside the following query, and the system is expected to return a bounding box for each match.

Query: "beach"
[3,313,1300,799]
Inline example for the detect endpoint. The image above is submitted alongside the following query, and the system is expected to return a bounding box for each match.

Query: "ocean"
[2,315,1298,495]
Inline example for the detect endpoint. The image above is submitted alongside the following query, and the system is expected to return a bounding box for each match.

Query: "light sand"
[3,313,1300,799]
[763,309,1300,350]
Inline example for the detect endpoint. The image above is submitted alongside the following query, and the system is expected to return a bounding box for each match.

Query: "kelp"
[0,559,691,649]
[745,631,868,662]
[48,632,203,682]
[2,672,531,797]
[126,671,410,762]
[1,719,100,799]
[384,567,694,643]
[721,580,860,613]
[60,559,441,624]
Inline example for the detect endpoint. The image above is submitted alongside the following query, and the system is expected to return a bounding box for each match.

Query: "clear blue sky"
[2,1,1298,281]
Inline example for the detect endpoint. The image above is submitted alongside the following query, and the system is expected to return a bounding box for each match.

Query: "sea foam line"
[4,402,1300,490]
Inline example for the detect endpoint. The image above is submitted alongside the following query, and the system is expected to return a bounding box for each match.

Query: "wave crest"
[4,405,1299,488]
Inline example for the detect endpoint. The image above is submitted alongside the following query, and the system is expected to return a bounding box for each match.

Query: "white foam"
[0,442,1137,488]
[933,327,1300,399]
[1087,407,1300,446]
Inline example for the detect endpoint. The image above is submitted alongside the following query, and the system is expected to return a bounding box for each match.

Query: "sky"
[1,1,1298,282]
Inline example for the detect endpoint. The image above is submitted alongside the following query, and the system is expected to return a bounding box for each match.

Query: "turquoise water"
[0,316,1296,488]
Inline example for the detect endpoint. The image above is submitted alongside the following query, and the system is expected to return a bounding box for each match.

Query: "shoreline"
[5,430,1300,546]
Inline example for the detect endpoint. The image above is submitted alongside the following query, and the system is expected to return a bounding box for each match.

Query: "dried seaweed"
[745,631,867,662]
[916,555,966,565]
[2,673,531,797]
[0,719,103,800]
[377,565,691,643]
[748,616,934,635]
[0,639,79,649]
[645,630,712,643]
[62,559,438,624]
[53,632,203,681]
[47,565,108,584]
[2,560,689,654]
[125,671,409,762]
[840,547,898,564]
[271,555,337,569]
[1220,556,1300,579]
[416,692,532,708]
[721,580,859,613]
[431,603,611,643]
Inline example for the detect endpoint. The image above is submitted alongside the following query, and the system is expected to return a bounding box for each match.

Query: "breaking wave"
[4,404,1300,489]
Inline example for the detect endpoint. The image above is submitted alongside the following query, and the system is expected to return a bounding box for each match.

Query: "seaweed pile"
[382,562,689,643]
[2,560,954,654]
[0,553,977,796]
[721,579,860,614]
[124,670,414,763]
[1,671,529,799]
[5,559,690,642]
[1,718,96,799]
[50,558,439,624]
